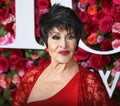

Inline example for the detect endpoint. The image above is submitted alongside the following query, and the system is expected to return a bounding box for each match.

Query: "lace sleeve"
[12,66,42,106]
[86,71,111,106]
[12,62,49,106]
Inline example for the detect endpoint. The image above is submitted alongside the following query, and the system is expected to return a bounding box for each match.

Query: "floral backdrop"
[0,0,120,106]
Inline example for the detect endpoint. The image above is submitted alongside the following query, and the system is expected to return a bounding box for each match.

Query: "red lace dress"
[12,62,111,106]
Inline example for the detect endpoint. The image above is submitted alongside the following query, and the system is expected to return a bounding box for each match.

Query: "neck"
[49,60,77,73]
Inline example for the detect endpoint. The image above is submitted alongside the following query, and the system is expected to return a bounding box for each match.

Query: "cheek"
[70,41,77,51]
[47,43,57,53]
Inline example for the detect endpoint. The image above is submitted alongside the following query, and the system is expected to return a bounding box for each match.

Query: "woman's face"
[47,27,77,64]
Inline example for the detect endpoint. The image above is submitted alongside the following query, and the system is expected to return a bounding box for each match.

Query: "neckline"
[27,70,80,104]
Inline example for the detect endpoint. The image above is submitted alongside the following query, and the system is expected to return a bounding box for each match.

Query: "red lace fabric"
[12,63,112,106]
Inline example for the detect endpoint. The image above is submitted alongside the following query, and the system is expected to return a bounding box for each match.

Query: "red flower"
[36,0,51,9]
[112,33,120,40]
[74,47,90,61]
[0,86,2,94]
[11,49,23,58]
[100,38,113,51]
[4,22,14,34]
[95,9,105,22]
[88,0,97,5]
[0,56,9,73]
[85,21,99,34]
[10,1,15,16]
[0,8,9,20]
[87,33,98,45]
[9,55,26,71]
[78,11,89,23]
[89,54,111,70]
[101,0,112,8]
[99,16,114,32]
[87,4,97,15]
[38,58,49,66]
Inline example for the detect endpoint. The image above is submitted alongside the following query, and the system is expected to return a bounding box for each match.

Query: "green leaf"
[1,51,11,57]
[0,95,5,105]
[6,70,18,78]
[3,88,10,101]
[0,26,7,37]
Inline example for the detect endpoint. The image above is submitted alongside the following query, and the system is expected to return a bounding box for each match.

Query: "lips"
[58,50,70,56]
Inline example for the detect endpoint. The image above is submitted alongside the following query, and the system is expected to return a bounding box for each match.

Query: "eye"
[67,35,75,40]
[52,35,60,40]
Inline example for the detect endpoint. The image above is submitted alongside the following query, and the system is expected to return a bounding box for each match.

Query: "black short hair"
[40,4,83,48]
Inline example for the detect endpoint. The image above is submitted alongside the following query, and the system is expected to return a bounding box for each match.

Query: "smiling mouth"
[58,50,70,56]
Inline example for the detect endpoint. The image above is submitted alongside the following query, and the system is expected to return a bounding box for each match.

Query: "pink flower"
[78,2,87,12]
[81,61,89,67]
[31,52,39,60]
[0,74,7,88]
[113,0,120,5]
[0,79,7,88]
[99,16,114,32]
[2,14,14,25]
[25,60,34,69]
[0,33,15,45]
[111,67,120,77]
[0,56,9,73]
[89,54,111,70]
[112,39,120,49]
[0,34,9,45]
[111,58,120,77]
[6,33,15,44]
[113,58,120,66]
[112,22,120,34]
[97,35,104,43]
[12,74,21,87]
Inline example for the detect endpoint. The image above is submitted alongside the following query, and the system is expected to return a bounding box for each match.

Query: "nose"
[59,38,68,49]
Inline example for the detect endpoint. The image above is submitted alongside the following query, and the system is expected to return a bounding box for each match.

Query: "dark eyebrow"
[67,31,74,35]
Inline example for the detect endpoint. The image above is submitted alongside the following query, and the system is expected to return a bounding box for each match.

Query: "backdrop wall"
[0,0,120,105]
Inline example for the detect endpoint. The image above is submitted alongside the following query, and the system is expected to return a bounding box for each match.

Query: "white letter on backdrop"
[0,0,44,49]
[99,70,120,98]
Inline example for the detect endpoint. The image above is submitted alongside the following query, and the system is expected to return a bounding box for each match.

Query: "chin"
[56,58,73,64]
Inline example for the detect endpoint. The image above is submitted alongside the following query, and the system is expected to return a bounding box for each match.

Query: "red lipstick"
[58,50,70,56]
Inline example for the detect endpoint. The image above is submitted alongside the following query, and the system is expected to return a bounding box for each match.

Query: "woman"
[12,4,111,106]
